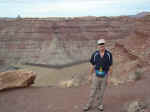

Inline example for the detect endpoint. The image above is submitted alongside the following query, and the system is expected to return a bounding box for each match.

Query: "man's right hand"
[88,64,94,83]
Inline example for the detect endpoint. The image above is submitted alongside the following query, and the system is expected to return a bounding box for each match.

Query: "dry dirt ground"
[0,65,150,112]
[11,63,89,87]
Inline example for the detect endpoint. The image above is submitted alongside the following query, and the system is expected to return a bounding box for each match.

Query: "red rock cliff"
[0,16,136,66]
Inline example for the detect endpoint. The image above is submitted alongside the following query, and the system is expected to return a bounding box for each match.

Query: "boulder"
[59,72,87,88]
[0,70,36,91]
[59,79,75,88]
[122,100,147,112]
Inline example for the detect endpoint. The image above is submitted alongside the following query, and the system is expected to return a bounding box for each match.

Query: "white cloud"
[25,0,120,14]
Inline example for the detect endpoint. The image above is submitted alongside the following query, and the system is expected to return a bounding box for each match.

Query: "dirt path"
[0,71,150,112]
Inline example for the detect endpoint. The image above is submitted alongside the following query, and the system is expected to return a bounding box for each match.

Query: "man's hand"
[107,66,112,86]
[88,74,92,82]
[108,66,112,75]
[88,64,94,83]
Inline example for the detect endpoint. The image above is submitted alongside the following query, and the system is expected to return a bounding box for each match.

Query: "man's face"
[97,43,105,51]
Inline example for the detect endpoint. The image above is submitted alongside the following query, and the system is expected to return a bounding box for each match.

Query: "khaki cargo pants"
[87,73,108,107]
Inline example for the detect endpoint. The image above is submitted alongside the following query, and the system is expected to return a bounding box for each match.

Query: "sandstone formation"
[0,70,36,91]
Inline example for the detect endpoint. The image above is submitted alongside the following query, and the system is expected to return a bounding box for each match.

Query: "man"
[83,39,113,111]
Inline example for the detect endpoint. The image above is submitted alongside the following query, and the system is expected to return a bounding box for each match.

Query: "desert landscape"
[0,12,150,112]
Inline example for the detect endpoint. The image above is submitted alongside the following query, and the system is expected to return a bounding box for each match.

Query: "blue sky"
[0,0,150,17]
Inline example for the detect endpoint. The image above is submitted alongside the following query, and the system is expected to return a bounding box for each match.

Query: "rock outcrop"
[122,100,147,112]
[0,70,36,91]
[107,15,150,84]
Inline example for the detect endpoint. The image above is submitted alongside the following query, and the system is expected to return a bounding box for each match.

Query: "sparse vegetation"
[134,69,143,81]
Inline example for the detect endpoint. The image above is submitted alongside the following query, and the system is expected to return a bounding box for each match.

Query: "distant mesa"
[130,11,150,18]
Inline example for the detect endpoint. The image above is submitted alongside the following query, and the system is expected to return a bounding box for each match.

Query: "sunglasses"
[98,43,105,46]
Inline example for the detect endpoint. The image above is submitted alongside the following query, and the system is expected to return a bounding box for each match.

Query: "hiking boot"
[83,105,91,111]
[97,104,104,111]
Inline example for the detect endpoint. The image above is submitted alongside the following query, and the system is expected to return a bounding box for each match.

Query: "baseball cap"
[97,39,105,45]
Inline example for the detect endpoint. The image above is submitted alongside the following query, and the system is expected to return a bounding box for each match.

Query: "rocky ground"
[0,66,150,112]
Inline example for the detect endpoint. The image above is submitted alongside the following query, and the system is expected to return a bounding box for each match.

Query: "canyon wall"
[111,15,150,82]
[0,16,136,66]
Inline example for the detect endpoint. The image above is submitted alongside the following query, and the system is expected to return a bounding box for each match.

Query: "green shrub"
[134,70,142,81]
